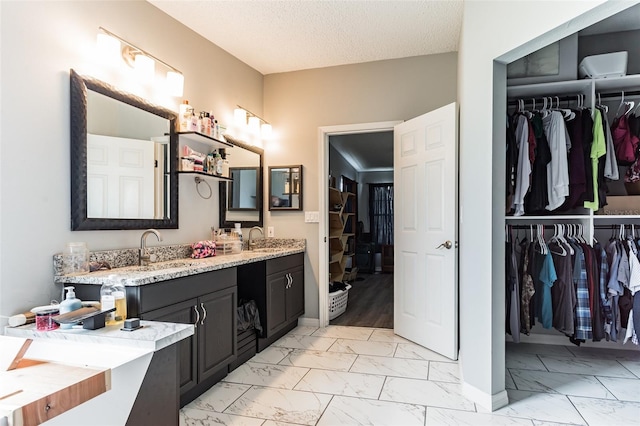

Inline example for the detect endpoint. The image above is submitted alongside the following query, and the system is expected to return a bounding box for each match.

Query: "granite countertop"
[54,238,305,287]
[5,320,193,351]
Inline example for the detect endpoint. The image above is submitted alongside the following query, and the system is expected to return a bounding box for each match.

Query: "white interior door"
[394,102,458,360]
[87,134,155,219]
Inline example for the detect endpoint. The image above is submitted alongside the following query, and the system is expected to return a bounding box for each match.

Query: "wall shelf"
[177,131,233,150]
[178,171,232,182]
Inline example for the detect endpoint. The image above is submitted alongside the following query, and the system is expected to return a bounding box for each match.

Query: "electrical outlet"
[267,226,275,237]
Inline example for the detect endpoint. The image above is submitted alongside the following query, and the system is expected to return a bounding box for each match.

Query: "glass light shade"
[166,71,184,97]
[261,123,273,139]
[96,33,120,64]
[134,54,155,80]
[234,108,247,127]
[248,116,261,134]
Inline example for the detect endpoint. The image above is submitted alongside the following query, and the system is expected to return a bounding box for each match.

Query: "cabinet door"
[142,299,198,394]
[286,266,305,321]
[198,286,237,382]
[266,272,288,335]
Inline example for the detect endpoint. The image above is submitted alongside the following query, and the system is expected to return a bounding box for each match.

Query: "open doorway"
[328,131,394,328]
[318,121,400,328]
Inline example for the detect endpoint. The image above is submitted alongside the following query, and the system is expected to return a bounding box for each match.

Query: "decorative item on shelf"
[96,26,184,96]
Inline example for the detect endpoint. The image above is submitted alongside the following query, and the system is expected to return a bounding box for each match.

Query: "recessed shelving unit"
[328,187,358,283]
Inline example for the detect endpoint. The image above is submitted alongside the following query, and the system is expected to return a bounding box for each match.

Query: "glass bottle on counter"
[101,274,127,324]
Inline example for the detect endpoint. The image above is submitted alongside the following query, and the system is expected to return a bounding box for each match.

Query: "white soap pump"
[59,286,82,329]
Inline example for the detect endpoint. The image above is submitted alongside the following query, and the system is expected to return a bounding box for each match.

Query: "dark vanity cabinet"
[71,268,237,407]
[238,253,304,352]
[137,268,237,406]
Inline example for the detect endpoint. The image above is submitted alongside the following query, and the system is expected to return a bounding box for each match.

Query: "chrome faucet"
[248,226,264,250]
[139,229,162,266]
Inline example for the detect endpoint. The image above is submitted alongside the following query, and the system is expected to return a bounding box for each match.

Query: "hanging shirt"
[506,116,518,213]
[550,241,574,336]
[525,114,551,213]
[539,251,556,329]
[563,110,587,209]
[520,239,535,335]
[584,109,607,210]
[573,244,592,340]
[512,115,531,216]
[599,107,619,180]
[543,111,570,211]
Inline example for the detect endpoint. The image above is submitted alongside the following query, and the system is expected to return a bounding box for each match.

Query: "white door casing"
[394,102,458,360]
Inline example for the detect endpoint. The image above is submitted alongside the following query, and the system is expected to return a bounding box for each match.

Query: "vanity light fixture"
[234,105,274,143]
[97,27,184,97]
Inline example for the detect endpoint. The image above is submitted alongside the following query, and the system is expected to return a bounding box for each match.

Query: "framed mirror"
[219,135,263,228]
[269,165,302,211]
[70,69,178,230]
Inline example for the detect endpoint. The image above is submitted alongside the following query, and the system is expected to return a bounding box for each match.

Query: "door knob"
[436,240,453,250]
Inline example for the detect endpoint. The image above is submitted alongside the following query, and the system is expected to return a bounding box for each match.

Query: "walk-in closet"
[503,5,640,410]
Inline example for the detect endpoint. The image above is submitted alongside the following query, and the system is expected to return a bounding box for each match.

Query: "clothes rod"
[597,90,640,99]
[506,224,640,230]
[508,90,640,105]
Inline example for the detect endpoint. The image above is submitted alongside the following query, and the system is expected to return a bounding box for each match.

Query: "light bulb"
[96,33,120,64]
[234,108,247,127]
[261,123,273,139]
[248,116,260,135]
[166,71,184,97]
[134,54,155,81]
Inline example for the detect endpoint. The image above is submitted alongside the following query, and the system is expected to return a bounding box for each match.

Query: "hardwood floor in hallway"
[330,272,393,328]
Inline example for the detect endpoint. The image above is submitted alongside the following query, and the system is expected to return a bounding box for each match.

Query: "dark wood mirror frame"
[70,69,179,230]
[218,135,264,228]
[268,165,303,211]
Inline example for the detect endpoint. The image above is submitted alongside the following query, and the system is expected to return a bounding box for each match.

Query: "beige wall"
[0,1,263,326]
[264,54,457,319]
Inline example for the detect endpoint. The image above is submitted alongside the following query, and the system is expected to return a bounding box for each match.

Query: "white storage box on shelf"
[328,284,352,320]
[578,51,627,79]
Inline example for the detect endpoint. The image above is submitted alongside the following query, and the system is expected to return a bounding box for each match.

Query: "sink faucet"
[139,229,162,266]
[248,226,264,250]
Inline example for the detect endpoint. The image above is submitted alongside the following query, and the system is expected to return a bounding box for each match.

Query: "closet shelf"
[507,74,640,99]
[505,215,588,223]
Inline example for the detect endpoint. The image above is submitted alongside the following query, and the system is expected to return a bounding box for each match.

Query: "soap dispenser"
[59,286,82,329]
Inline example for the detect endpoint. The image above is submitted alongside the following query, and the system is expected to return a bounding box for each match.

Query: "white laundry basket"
[328,284,352,320]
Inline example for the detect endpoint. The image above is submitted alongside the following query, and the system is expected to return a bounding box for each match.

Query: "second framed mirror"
[269,165,302,210]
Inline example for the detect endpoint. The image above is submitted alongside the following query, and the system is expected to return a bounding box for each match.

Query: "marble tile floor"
[181,325,640,426]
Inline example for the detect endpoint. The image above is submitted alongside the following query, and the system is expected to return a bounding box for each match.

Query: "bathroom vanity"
[54,240,305,406]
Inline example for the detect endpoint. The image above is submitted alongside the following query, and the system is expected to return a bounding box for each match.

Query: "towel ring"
[194,176,212,199]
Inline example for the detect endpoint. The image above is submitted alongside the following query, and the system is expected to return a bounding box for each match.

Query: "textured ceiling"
[330,132,393,172]
[149,0,463,75]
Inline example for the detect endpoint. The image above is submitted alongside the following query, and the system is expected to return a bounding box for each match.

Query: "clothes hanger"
[549,224,567,256]
[616,91,626,117]
[559,224,574,255]
[625,100,635,115]
[596,93,609,114]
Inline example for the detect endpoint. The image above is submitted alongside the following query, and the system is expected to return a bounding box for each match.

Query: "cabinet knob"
[193,305,200,328]
[200,302,207,325]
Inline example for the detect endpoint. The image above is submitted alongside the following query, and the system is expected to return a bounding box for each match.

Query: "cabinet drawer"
[136,267,237,314]
[266,253,303,275]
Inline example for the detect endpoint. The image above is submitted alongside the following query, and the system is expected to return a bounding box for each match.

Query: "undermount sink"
[249,247,285,253]
[131,259,198,272]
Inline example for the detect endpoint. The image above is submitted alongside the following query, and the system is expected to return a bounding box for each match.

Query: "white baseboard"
[462,381,509,412]
[297,317,320,328]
